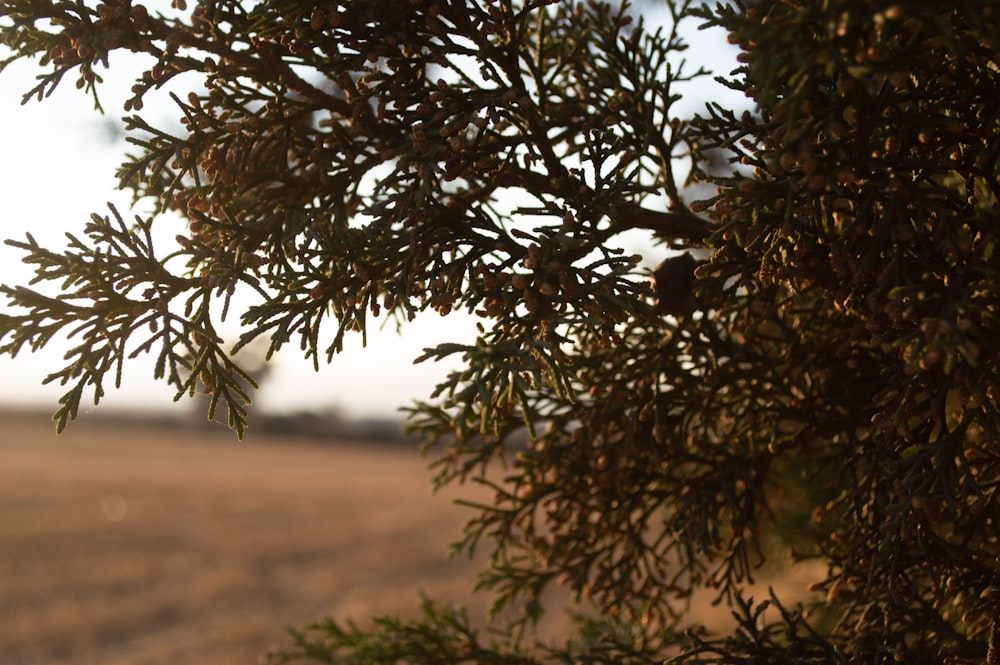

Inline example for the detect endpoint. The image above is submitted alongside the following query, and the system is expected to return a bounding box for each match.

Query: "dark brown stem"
[498,167,710,244]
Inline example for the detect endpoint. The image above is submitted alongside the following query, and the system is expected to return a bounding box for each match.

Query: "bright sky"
[0,58,480,420]
[0,7,737,421]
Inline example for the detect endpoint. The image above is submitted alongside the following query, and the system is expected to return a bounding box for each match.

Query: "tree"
[1,0,998,663]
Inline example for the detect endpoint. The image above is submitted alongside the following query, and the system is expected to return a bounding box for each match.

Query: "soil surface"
[0,410,486,665]
[0,409,821,665]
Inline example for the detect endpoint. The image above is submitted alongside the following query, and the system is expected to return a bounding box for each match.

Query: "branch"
[172,31,355,117]
[498,167,710,244]
[615,203,710,244]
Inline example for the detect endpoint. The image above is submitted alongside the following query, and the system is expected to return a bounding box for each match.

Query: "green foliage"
[267,596,671,665]
[2,0,1000,664]
[1,205,258,433]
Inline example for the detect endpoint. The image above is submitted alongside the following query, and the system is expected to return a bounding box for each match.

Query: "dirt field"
[0,409,822,665]
[0,410,490,665]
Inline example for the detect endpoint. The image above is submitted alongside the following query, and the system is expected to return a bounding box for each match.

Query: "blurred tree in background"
[2,0,999,663]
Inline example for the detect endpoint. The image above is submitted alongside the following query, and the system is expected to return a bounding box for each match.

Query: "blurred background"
[0,409,495,665]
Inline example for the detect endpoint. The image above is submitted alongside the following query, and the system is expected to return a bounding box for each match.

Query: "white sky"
[0,57,480,420]
[0,7,737,421]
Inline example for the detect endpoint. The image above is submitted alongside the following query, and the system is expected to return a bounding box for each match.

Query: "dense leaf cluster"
[689,1,1000,662]
[1,1,999,664]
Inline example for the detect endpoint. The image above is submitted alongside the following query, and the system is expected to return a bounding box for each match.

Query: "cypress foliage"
[1,1,998,663]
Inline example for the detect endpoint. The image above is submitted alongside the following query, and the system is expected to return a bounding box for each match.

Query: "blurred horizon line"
[0,402,416,445]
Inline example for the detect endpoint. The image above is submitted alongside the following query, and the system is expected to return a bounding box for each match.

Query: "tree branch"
[497,167,710,244]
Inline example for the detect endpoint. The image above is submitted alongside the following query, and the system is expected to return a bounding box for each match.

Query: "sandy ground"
[0,411,489,665]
